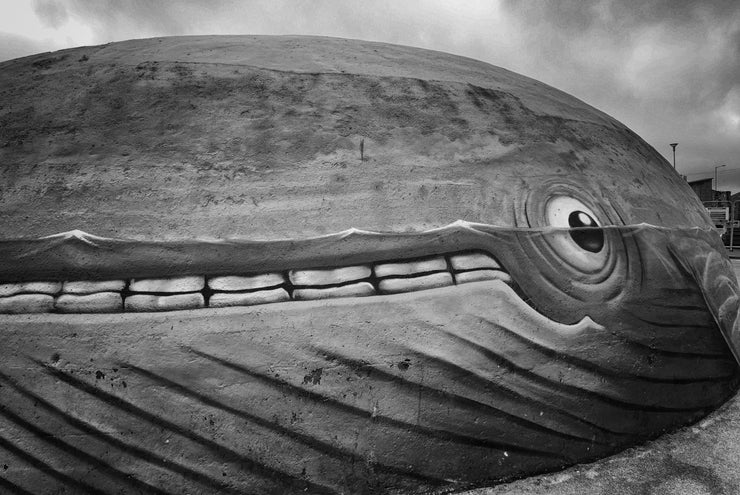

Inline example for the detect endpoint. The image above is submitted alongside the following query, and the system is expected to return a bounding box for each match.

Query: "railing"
[703,201,740,251]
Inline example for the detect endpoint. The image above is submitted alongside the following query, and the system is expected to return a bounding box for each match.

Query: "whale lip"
[0,221,507,283]
[8,220,696,243]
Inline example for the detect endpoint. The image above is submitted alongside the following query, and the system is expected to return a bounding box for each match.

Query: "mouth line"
[0,227,518,314]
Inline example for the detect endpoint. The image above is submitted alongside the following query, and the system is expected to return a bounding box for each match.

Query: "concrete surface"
[0,36,736,493]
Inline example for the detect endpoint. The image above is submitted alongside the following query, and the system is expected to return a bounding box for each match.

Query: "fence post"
[730,201,735,251]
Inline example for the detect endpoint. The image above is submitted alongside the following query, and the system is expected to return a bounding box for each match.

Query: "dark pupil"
[568,211,604,253]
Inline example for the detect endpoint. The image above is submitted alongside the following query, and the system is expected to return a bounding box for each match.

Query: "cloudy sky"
[1,0,739,192]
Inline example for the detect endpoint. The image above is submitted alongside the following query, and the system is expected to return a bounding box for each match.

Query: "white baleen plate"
[210,288,290,308]
[0,294,55,314]
[129,276,205,293]
[63,280,126,295]
[379,272,453,294]
[450,253,501,271]
[293,282,375,301]
[208,273,285,291]
[125,293,204,312]
[374,256,447,277]
[456,269,511,284]
[56,292,123,313]
[289,265,371,286]
[0,281,62,297]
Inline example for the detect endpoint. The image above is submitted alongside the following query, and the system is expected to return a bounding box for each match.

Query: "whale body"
[0,36,739,494]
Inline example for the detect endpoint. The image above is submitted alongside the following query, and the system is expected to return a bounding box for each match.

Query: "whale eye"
[545,196,604,253]
[568,211,603,253]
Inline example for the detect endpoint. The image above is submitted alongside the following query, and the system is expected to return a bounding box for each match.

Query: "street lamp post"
[715,164,726,200]
[669,143,678,169]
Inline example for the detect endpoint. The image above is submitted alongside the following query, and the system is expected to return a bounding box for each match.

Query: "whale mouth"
[0,248,515,314]
[0,222,547,315]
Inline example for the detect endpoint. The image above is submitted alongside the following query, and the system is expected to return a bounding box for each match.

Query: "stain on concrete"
[302,367,323,385]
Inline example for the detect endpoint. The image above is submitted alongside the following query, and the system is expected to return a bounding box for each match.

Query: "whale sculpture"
[0,36,739,494]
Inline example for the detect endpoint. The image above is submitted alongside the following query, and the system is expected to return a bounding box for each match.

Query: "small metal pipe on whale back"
[0,36,739,494]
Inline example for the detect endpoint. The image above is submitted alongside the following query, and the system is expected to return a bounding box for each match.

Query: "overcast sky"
[1,0,739,192]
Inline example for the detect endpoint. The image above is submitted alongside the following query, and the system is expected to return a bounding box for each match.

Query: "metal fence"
[702,200,740,251]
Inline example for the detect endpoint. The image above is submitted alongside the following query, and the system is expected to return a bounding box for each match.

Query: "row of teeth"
[0,252,511,314]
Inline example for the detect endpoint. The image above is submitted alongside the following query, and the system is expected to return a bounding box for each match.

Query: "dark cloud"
[607,0,740,27]
[503,0,739,32]
[499,0,740,190]
[32,0,69,29]
[64,0,200,36]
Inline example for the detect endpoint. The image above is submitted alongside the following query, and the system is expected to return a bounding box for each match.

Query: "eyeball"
[545,196,604,253]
